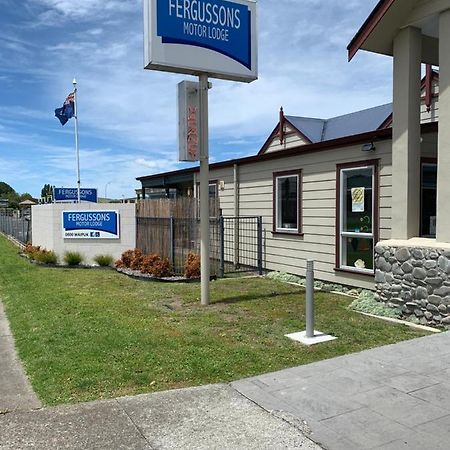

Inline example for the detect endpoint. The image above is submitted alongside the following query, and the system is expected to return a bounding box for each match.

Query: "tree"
[0,181,15,197]
[0,182,35,209]
[41,184,54,203]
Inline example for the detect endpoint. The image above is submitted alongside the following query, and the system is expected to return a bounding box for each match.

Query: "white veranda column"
[391,27,422,240]
[437,10,450,243]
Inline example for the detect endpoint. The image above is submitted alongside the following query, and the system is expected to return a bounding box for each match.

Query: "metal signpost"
[144,0,258,305]
[285,260,337,346]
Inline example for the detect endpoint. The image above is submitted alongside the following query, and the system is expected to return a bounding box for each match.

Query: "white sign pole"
[73,78,81,204]
[199,74,210,306]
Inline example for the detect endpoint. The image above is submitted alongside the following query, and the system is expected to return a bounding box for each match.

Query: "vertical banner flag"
[178,80,200,161]
[55,92,75,126]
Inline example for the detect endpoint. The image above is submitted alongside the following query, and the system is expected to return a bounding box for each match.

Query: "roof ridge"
[321,120,328,142]
[326,102,392,121]
[285,114,324,122]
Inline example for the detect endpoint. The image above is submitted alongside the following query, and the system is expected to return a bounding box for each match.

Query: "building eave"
[137,122,438,184]
[347,0,396,61]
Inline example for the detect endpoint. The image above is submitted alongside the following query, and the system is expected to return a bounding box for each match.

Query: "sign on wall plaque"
[62,211,120,239]
[144,0,258,82]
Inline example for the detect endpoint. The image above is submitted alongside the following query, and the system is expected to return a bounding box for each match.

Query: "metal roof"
[286,103,392,144]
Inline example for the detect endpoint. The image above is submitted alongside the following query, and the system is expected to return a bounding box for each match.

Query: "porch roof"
[347,0,448,64]
[138,171,195,190]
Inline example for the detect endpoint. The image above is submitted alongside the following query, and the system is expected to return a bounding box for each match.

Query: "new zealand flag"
[55,92,75,126]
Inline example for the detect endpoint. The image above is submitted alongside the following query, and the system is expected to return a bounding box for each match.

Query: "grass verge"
[0,235,429,406]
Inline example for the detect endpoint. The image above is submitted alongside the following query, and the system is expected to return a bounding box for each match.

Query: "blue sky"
[0,0,392,199]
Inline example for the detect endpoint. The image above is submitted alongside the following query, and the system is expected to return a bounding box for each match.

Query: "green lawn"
[0,235,429,406]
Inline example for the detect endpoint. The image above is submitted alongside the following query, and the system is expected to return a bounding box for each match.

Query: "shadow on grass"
[211,290,302,305]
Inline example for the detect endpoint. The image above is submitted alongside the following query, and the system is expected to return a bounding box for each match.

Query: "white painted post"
[306,260,315,338]
[391,27,422,239]
[437,10,450,243]
[199,74,210,306]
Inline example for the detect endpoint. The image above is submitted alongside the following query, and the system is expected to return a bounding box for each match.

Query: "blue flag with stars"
[55,92,75,126]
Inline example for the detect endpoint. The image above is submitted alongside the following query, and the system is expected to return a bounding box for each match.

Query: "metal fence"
[219,216,263,277]
[136,216,263,277]
[0,209,32,244]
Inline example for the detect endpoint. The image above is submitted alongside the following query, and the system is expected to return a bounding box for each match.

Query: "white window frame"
[339,165,375,274]
[275,173,300,233]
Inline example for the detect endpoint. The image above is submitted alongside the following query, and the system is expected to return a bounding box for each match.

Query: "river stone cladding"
[375,245,450,326]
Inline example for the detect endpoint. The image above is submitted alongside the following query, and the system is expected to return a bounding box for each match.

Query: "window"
[273,170,302,234]
[421,160,437,238]
[336,161,378,274]
[196,180,219,218]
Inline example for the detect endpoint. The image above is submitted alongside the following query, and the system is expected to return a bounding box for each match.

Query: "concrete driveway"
[233,332,450,450]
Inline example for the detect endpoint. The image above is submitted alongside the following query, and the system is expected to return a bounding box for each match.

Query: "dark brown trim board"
[335,159,380,275]
[137,120,438,185]
[347,0,396,61]
[272,169,303,236]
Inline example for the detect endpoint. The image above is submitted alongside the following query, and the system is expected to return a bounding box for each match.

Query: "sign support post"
[144,0,258,306]
[199,74,210,306]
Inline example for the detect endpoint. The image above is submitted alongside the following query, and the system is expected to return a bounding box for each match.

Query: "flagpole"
[73,78,81,203]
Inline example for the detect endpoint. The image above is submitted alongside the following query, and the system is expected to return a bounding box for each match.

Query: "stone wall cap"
[378,238,450,250]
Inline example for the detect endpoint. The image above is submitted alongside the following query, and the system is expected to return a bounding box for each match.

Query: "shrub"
[117,249,142,269]
[349,290,401,319]
[64,251,84,266]
[34,250,58,265]
[185,252,200,279]
[115,259,125,268]
[140,253,172,277]
[94,254,114,267]
[24,243,41,260]
[130,250,144,270]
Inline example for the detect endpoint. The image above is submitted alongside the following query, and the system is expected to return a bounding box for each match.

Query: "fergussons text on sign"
[158,0,251,69]
[62,211,120,239]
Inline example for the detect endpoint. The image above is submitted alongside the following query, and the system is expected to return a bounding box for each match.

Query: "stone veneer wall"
[375,244,450,326]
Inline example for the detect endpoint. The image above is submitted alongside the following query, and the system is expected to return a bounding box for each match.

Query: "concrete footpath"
[0,301,41,413]
[233,332,450,450]
[0,384,320,449]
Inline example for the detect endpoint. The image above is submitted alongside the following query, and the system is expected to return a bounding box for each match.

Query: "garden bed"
[116,267,200,283]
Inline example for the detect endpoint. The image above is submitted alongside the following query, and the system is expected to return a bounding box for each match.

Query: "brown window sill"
[334,267,375,277]
[271,231,304,237]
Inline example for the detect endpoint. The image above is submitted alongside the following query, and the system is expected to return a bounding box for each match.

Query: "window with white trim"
[274,171,301,233]
[338,164,376,273]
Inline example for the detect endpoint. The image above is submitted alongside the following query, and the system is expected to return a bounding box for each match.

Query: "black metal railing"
[218,216,263,277]
[136,215,263,277]
[0,209,32,244]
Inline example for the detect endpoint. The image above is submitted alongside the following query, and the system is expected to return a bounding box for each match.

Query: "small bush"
[349,291,401,319]
[94,254,114,267]
[117,249,142,269]
[185,252,200,279]
[34,250,58,265]
[64,251,84,266]
[140,253,172,277]
[130,250,144,270]
[24,243,41,260]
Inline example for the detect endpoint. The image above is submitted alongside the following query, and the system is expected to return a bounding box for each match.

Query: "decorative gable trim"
[378,68,439,130]
[258,116,313,156]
